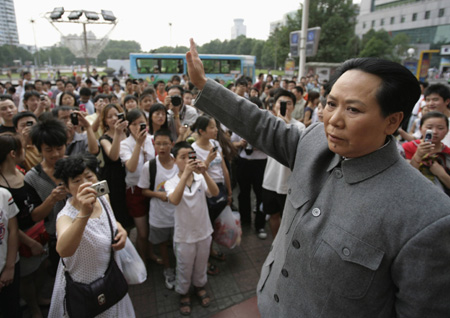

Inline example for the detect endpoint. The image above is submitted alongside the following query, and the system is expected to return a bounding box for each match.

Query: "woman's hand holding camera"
[413,140,435,162]
[136,128,147,146]
[77,182,97,216]
[114,118,128,135]
[205,147,218,166]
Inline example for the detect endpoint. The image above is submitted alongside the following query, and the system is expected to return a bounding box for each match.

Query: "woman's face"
[201,119,218,140]
[105,107,119,130]
[41,143,66,166]
[151,110,166,128]
[125,99,138,111]
[317,104,324,122]
[420,117,449,144]
[66,168,98,198]
[62,94,75,107]
[140,96,154,112]
[129,115,147,138]
[323,70,401,158]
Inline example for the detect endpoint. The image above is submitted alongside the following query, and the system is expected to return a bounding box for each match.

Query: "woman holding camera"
[119,109,156,264]
[48,153,134,317]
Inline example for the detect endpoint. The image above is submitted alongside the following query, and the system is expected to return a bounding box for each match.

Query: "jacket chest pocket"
[310,223,384,299]
[257,252,275,292]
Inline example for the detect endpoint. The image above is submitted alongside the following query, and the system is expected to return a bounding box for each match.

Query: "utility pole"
[298,0,309,81]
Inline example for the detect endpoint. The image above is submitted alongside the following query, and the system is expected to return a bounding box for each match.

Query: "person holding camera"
[48,153,134,317]
[120,109,156,264]
[403,111,450,193]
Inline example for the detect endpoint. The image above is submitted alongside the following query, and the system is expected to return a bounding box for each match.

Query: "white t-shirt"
[138,156,178,228]
[0,188,20,272]
[165,173,213,243]
[442,117,450,147]
[120,134,155,187]
[192,140,224,183]
[262,119,305,194]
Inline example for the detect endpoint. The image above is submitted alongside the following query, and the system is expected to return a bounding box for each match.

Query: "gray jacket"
[195,79,450,318]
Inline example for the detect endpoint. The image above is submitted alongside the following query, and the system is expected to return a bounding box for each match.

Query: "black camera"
[70,113,78,126]
[40,95,46,101]
[117,113,125,121]
[171,95,182,107]
[26,121,34,127]
[140,123,146,132]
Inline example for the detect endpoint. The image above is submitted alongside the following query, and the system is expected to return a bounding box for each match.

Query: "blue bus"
[129,53,256,84]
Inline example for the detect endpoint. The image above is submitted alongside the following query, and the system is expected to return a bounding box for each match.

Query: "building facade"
[231,18,246,39]
[0,0,19,46]
[355,0,450,48]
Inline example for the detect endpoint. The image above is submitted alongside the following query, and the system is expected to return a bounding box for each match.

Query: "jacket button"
[281,269,288,277]
[274,294,279,302]
[335,169,343,179]
[342,247,350,256]
[288,189,291,195]
[312,208,321,217]
[292,240,300,249]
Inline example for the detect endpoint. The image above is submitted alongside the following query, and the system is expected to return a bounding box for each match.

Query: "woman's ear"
[385,112,404,135]
[9,150,16,158]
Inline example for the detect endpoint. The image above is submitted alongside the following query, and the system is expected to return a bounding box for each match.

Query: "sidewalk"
[129,220,271,317]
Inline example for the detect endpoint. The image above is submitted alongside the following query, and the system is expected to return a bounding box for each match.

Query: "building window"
[371,20,375,28]
[363,22,366,29]
[412,13,417,21]
[439,8,445,17]
[425,11,430,19]
[390,17,395,24]
[400,15,405,23]
[380,18,384,26]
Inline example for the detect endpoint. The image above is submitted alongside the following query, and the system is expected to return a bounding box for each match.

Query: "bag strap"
[149,158,157,191]
[61,197,115,270]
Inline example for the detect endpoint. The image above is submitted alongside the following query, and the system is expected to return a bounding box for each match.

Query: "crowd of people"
[0,56,449,317]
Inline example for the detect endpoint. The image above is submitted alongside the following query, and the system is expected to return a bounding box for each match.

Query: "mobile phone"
[79,104,86,112]
[188,151,196,160]
[139,123,146,132]
[70,113,78,126]
[212,146,218,152]
[424,129,433,142]
[26,121,34,127]
[117,112,125,121]
[40,95,46,101]
[280,101,287,116]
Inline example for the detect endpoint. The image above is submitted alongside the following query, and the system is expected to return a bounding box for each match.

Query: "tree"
[96,40,141,64]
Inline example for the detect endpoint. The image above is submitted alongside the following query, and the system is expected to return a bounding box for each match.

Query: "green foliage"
[0,45,33,67]
[359,29,410,61]
[151,46,189,54]
[96,40,141,63]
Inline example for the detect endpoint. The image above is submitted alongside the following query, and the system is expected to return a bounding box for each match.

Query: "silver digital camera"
[90,180,110,197]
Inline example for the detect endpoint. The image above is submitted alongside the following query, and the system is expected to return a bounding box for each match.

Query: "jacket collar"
[327,136,400,184]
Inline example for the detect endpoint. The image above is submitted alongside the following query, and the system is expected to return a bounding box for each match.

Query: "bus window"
[203,60,221,74]
[161,59,183,74]
[243,66,248,76]
[137,58,158,74]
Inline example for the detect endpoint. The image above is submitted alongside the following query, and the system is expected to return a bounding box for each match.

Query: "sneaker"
[164,268,176,290]
[257,228,267,240]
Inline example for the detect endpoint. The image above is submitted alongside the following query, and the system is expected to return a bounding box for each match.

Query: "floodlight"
[101,10,116,22]
[85,11,99,21]
[50,7,64,20]
[68,11,83,20]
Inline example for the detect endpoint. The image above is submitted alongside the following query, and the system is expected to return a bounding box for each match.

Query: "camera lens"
[171,95,182,107]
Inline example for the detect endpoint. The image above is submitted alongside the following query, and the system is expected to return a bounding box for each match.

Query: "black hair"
[326,57,420,124]
[139,92,153,102]
[30,118,67,152]
[142,87,155,95]
[53,153,98,186]
[51,105,74,118]
[7,86,15,94]
[236,77,248,87]
[79,87,91,97]
[55,79,64,84]
[307,91,320,104]
[101,82,110,88]
[93,94,109,103]
[148,103,168,134]
[293,85,304,95]
[156,80,165,86]
[0,133,23,164]
[167,85,184,96]
[172,141,193,158]
[192,115,212,135]
[154,129,173,142]
[0,94,13,101]
[420,111,449,128]
[22,71,30,78]
[274,89,297,105]
[126,108,146,126]
[59,91,78,107]
[125,78,134,85]
[24,91,40,101]
[34,79,43,85]
[249,96,263,109]
[124,94,138,106]
[64,81,75,88]
[171,75,181,83]
[13,111,37,128]
[424,84,450,102]
[24,83,35,91]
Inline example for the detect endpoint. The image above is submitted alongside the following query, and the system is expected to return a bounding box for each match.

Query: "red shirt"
[402,140,450,160]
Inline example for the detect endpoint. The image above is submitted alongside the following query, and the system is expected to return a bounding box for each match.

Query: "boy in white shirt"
[138,130,178,290]
[165,142,219,316]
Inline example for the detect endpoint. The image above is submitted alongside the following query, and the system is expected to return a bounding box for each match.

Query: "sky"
[14,0,306,52]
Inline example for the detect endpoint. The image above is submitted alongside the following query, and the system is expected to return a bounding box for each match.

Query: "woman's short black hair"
[54,153,99,186]
[126,108,146,126]
[0,133,23,164]
[274,89,297,105]
[30,118,67,152]
[420,111,449,128]
[148,103,168,134]
[325,58,421,124]
[59,91,78,107]
[192,115,212,135]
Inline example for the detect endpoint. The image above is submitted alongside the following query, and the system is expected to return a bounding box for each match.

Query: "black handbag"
[62,198,128,318]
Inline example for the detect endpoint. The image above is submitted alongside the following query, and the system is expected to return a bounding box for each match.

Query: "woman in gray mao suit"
[186,39,450,318]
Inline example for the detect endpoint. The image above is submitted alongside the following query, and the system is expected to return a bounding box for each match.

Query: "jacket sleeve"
[392,214,450,317]
[194,79,302,170]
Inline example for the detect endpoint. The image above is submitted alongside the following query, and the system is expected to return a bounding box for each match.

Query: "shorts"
[149,225,174,245]
[262,188,286,216]
[126,186,149,218]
